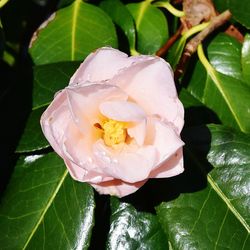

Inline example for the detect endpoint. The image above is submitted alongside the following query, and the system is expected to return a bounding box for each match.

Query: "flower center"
[102,119,127,146]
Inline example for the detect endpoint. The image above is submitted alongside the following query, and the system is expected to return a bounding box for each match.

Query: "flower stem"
[0,0,9,8]
[197,43,216,79]
[153,1,185,17]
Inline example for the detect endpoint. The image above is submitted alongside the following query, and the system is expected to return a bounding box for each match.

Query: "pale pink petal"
[63,157,114,183]
[127,119,146,146]
[69,47,130,85]
[152,119,184,164]
[40,90,70,157]
[65,84,128,133]
[172,99,185,134]
[93,140,157,183]
[62,121,93,168]
[149,148,184,178]
[69,47,156,85]
[61,121,117,183]
[91,179,147,198]
[99,100,146,122]
[111,58,184,131]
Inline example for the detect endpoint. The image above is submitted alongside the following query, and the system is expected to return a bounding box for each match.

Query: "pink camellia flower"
[41,47,184,197]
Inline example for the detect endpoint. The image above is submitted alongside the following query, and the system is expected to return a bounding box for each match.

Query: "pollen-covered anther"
[102,119,127,146]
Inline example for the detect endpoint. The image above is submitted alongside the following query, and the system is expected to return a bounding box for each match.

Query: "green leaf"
[207,33,243,81]
[30,0,117,65]
[0,153,95,249]
[32,61,80,110]
[242,34,250,85]
[179,87,203,109]
[187,34,250,133]
[179,88,219,126]
[207,125,250,227]
[213,0,229,13]
[228,0,250,29]
[188,62,250,132]
[156,125,250,249]
[100,0,136,53]
[127,1,168,54]
[166,36,186,69]
[107,197,168,250]
[16,108,49,153]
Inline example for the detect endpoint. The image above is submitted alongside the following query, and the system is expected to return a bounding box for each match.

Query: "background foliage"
[0,0,249,249]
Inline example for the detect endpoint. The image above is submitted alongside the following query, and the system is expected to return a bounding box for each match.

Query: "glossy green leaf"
[32,61,80,110]
[228,0,250,29]
[107,197,168,250]
[16,108,49,153]
[242,34,250,85]
[207,125,250,227]
[166,36,186,69]
[213,0,229,13]
[0,153,95,249]
[100,0,136,53]
[127,1,168,54]
[30,0,117,65]
[157,125,250,249]
[180,88,221,127]
[179,87,203,109]
[187,35,250,133]
[207,33,243,81]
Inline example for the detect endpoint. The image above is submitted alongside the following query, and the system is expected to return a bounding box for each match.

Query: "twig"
[174,9,232,81]
[156,25,184,57]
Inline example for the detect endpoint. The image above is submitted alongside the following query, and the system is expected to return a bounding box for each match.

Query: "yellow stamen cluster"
[102,119,127,146]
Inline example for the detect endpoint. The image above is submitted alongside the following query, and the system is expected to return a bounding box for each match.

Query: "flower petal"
[152,119,184,164]
[111,57,184,132]
[127,119,146,146]
[99,100,146,122]
[93,140,157,183]
[65,84,128,133]
[61,119,118,183]
[40,90,70,157]
[69,47,156,85]
[63,157,114,183]
[149,148,184,178]
[69,47,131,85]
[91,179,147,198]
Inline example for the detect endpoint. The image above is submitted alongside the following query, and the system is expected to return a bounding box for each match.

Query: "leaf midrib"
[22,170,68,249]
[187,147,250,234]
[71,0,81,60]
[135,0,150,29]
[210,70,244,131]
[207,174,250,233]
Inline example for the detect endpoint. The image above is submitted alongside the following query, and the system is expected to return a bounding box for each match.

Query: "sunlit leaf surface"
[0,153,95,249]
[100,0,136,52]
[107,197,169,250]
[187,35,250,133]
[30,0,117,65]
[157,125,250,250]
[127,1,168,54]
[32,61,80,110]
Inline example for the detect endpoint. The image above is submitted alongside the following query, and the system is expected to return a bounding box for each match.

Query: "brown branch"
[225,24,244,43]
[156,25,184,57]
[174,9,232,81]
